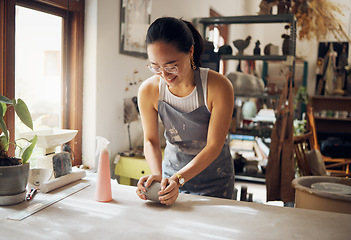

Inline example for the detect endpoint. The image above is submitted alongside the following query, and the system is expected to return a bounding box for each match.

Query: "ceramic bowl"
[142,182,162,202]
[28,168,53,188]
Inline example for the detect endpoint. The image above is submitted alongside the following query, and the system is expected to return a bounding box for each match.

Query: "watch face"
[179,178,185,185]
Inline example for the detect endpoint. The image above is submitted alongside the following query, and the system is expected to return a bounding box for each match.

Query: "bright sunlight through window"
[15,6,63,166]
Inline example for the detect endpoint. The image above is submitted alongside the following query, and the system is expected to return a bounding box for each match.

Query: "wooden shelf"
[313,119,351,134]
[312,96,351,112]
[236,93,280,99]
[221,54,288,61]
[314,116,351,122]
[196,14,295,25]
[235,174,265,183]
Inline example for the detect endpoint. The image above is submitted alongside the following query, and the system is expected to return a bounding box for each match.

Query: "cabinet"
[311,96,351,134]
[115,156,151,185]
[310,96,351,175]
[115,150,164,186]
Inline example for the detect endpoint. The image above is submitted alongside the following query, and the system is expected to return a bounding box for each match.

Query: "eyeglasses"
[147,64,179,75]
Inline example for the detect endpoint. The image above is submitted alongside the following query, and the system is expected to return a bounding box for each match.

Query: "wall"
[83,0,351,169]
[83,0,149,169]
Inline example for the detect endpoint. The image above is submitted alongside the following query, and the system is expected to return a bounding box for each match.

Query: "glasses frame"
[147,64,179,75]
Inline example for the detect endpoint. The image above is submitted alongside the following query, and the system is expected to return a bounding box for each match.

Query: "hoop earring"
[190,57,196,70]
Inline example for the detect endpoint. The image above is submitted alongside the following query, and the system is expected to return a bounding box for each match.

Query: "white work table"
[1,173,350,240]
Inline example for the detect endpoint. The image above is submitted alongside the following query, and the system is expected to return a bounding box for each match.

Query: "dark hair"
[146,17,204,68]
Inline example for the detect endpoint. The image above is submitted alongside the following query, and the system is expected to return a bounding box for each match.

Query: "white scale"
[7,182,90,221]
[21,129,78,170]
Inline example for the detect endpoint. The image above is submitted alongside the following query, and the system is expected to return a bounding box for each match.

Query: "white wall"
[83,0,351,169]
[83,0,149,169]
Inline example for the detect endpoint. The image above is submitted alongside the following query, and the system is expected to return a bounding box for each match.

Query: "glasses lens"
[148,65,161,74]
[147,65,178,74]
[164,66,178,74]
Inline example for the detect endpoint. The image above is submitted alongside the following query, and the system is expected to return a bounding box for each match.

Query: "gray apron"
[158,70,234,199]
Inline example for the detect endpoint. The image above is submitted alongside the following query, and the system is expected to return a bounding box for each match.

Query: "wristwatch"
[174,173,185,187]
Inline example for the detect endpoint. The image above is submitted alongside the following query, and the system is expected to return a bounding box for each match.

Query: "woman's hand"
[158,176,180,205]
[136,174,162,200]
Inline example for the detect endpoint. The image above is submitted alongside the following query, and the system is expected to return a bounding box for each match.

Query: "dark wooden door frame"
[0,0,84,165]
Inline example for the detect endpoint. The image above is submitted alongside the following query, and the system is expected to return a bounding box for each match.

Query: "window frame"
[0,0,84,165]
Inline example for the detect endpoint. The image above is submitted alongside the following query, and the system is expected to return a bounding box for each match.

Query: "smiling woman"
[136,17,235,205]
[0,0,84,165]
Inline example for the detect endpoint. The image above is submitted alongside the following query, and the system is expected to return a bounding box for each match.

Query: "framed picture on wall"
[119,0,152,58]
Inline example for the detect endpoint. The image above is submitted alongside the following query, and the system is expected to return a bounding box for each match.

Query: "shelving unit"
[194,14,296,67]
[196,14,295,29]
[221,55,287,61]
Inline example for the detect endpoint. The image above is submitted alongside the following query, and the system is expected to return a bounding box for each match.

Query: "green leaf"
[0,102,7,118]
[0,95,13,104]
[0,103,9,145]
[13,98,33,130]
[0,135,8,152]
[21,135,37,164]
[0,117,8,143]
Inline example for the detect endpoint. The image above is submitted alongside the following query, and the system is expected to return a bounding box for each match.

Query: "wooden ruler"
[7,182,90,221]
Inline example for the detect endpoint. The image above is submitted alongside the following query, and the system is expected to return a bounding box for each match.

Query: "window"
[15,6,63,164]
[0,0,84,165]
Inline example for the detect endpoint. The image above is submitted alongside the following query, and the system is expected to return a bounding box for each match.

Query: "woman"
[136,17,234,205]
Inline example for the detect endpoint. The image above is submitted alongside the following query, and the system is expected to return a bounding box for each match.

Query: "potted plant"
[0,94,37,205]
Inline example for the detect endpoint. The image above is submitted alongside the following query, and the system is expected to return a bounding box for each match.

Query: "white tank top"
[159,68,209,113]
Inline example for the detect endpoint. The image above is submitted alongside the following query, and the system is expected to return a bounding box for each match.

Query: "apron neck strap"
[194,70,205,106]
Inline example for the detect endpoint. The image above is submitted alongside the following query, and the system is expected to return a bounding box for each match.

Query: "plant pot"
[0,162,29,205]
